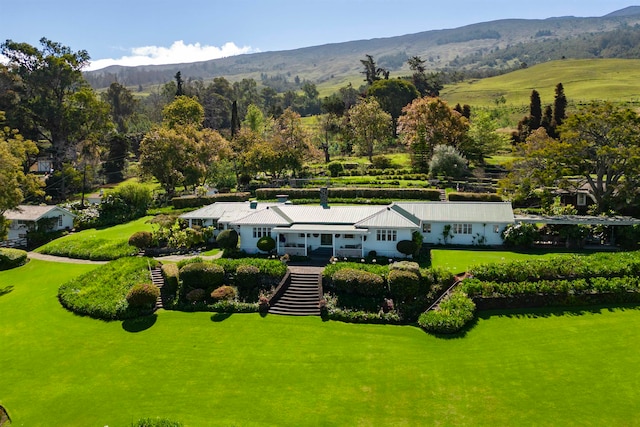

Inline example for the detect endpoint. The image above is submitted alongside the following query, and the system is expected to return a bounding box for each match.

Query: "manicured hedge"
[161,263,179,295]
[387,269,421,301]
[172,192,250,208]
[469,251,640,283]
[210,285,237,301]
[179,262,224,290]
[0,248,28,270]
[58,257,159,320]
[38,237,138,260]
[126,283,160,308]
[447,192,502,202]
[321,295,402,324]
[418,291,476,334]
[255,187,441,201]
[332,268,386,297]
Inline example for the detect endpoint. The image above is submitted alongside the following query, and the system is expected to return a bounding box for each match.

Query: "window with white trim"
[493,224,500,233]
[577,193,587,206]
[191,219,203,227]
[57,215,63,227]
[344,234,355,239]
[422,223,431,233]
[376,229,397,241]
[253,227,272,238]
[452,223,472,234]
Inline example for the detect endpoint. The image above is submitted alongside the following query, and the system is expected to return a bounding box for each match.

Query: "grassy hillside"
[440,58,640,108]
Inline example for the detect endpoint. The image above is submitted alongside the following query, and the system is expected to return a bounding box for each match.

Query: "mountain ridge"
[85,7,640,89]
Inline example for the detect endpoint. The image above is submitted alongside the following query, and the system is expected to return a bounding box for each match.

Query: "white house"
[3,205,76,246]
[180,201,515,258]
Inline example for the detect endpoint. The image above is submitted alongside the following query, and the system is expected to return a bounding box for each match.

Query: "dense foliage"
[126,283,160,309]
[418,291,476,334]
[58,257,158,320]
[179,262,224,290]
[0,248,28,270]
[331,268,386,297]
[38,237,137,260]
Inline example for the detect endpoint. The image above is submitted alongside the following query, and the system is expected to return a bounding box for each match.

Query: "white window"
[191,219,203,227]
[422,223,431,233]
[376,229,397,242]
[344,234,355,239]
[493,224,500,233]
[452,223,472,235]
[57,215,63,227]
[577,193,587,206]
[253,227,272,238]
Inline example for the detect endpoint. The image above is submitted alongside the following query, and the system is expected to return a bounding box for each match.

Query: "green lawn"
[430,248,586,273]
[2,258,640,425]
[36,216,154,260]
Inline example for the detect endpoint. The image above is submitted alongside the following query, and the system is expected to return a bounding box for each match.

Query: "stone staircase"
[150,266,165,310]
[269,270,322,316]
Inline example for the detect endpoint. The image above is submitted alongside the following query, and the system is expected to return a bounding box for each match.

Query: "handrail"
[425,278,463,312]
[268,269,292,306]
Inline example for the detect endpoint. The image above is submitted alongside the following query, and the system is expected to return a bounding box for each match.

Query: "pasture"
[1,256,639,425]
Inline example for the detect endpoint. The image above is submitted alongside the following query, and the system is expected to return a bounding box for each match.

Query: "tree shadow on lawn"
[419,315,481,341]
[0,285,13,297]
[210,312,232,322]
[122,314,158,333]
[478,303,640,320]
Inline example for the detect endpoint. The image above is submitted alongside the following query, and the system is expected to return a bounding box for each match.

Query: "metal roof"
[395,202,515,223]
[272,224,368,234]
[232,207,292,226]
[272,205,383,224]
[180,202,277,222]
[5,205,75,221]
[355,207,420,229]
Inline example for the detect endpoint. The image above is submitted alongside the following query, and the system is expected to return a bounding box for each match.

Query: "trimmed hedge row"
[161,263,179,295]
[255,187,441,201]
[172,192,250,209]
[447,192,502,202]
[332,268,386,296]
[469,251,640,283]
[0,248,28,270]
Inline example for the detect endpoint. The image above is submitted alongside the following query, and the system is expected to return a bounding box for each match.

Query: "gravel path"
[27,252,108,265]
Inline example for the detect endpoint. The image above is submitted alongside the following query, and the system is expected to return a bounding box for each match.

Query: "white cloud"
[87,40,256,71]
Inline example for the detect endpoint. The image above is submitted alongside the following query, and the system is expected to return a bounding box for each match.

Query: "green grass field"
[440,58,640,108]
[430,248,585,273]
[36,216,154,260]
[2,257,640,425]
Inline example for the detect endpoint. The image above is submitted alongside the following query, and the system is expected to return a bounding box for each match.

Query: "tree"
[242,104,266,133]
[528,89,542,130]
[360,55,388,85]
[503,103,640,213]
[551,82,567,137]
[102,82,137,134]
[347,98,392,161]
[0,38,104,172]
[407,56,443,97]
[0,115,43,238]
[397,97,469,172]
[162,96,204,129]
[428,145,468,178]
[464,110,509,163]
[367,79,419,135]
[139,127,191,198]
[174,71,184,97]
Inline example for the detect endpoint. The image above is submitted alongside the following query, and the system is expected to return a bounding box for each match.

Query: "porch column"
[304,233,308,257]
[332,235,336,257]
[361,235,365,259]
[276,231,280,255]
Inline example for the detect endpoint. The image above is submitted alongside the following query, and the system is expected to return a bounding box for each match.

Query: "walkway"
[27,252,108,265]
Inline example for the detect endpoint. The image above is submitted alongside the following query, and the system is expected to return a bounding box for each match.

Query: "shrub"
[210,285,237,301]
[0,248,28,270]
[216,229,238,250]
[418,291,476,334]
[389,261,421,276]
[161,263,179,295]
[429,145,468,178]
[396,240,417,257]
[371,155,392,169]
[126,283,160,309]
[99,182,152,225]
[179,262,224,289]
[327,162,344,177]
[501,222,538,248]
[185,288,207,303]
[448,192,503,202]
[128,231,153,249]
[257,235,276,253]
[332,268,386,297]
[388,269,422,301]
[235,264,261,289]
[171,192,250,209]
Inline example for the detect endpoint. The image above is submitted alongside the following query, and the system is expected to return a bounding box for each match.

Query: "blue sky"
[1,0,636,70]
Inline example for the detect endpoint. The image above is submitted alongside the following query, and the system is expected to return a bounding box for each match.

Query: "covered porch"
[273,224,369,258]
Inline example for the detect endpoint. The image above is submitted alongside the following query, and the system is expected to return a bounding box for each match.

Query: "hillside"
[440,58,640,108]
[85,8,640,90]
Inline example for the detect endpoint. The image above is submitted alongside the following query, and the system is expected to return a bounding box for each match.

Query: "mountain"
[85,7,640,90]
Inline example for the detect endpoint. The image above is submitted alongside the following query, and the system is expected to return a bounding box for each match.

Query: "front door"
[320,233,333,246]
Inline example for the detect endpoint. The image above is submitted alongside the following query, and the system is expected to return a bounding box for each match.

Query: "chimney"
[249,201,258,209]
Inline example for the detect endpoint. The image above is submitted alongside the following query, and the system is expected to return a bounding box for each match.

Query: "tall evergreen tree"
[528,90,542,130]
[552,83,567,129]
[175,71,184,97]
